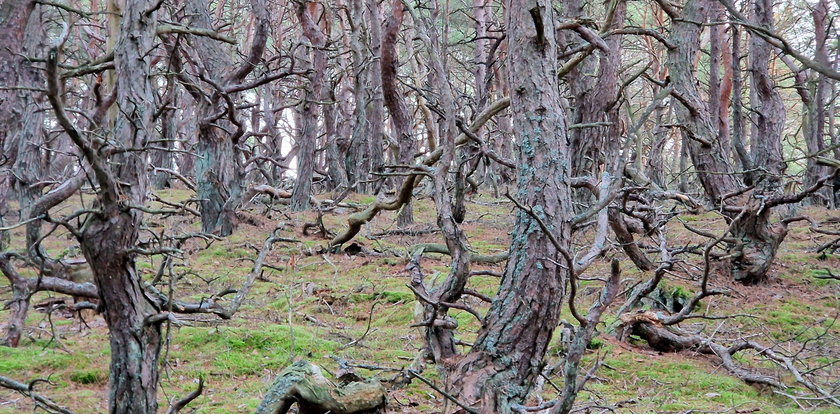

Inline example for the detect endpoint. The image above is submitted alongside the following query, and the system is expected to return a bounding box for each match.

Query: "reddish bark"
[380,0,414,225]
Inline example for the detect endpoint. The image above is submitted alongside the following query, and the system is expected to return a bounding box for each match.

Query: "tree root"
[616,309,840,410]
[256,360,386,414]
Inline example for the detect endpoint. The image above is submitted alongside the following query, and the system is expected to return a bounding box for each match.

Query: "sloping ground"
[1,190,837,413]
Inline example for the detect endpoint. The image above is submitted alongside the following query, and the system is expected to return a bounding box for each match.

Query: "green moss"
[805,269,838,287]
[587,338,605,350]
[0,346,74,373]
[349,290,413,304]
[69,369,105,384]
[176,326,339,376]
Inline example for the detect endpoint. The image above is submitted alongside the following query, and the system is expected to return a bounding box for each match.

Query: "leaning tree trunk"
[448,1,574,411]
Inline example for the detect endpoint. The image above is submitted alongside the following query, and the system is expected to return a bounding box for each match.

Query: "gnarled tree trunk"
[291,1,327,211]
[448,1,574,411]
[381,0,414,225]
[727,0,787,283]
[181,0,269,233]
[666,0,788,284]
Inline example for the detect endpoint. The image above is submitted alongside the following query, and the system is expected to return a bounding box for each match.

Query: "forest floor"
[0,189,838,413]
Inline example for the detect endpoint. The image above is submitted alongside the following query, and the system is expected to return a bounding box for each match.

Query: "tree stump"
[256,360,386,414]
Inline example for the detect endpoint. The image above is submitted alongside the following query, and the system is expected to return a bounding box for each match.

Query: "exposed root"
[617,311,840,408]
[256,360,386,414]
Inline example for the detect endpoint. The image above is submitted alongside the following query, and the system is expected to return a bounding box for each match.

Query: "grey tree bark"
[181,0,269,234]
[44,0,163,411]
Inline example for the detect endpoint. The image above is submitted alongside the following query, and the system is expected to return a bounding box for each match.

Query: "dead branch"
[408,243,508,265]
[0,375,76,414]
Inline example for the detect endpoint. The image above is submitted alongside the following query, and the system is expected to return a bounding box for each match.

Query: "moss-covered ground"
[0,190,837,412]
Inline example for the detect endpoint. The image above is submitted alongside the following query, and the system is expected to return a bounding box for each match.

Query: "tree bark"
[345,0,373,192]
[381,0,414,225]
[667,0,795,284]
[181,0,269,233]
[723,0,789,284]
[0,0,41,251]
[291,1,328,211]
[448,1,573,411]
[365,0,386,192]
[151,72,178,190]
[45,1,165,411]
[256,360,386,414]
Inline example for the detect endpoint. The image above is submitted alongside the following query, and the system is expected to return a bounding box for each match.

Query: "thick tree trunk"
[566,0,625,179]
[81,210,162,413]
[195,128,241,235]
[292,2,328,211]
[448,1,573,411]
[668,0,791,284]
[182,0,268,232]
[366,0,386,192]
[381,0,414,225]
[0,2,48,346]
[183,0,242,233]
[67,1,163,411]
[0,0,40,251]
[726,0,788,284]
[666,0,740,202]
